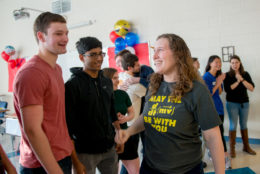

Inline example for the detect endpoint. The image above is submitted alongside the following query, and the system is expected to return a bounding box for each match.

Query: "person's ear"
[127,66,132,71]
[79,54,84,63]
[37,31,45,43]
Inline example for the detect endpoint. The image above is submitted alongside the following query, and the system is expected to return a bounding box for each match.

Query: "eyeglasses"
[83,52,106,59]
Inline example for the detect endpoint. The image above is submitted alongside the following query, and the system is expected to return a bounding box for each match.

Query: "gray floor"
[1,118,260,174]
[204,142,260,173]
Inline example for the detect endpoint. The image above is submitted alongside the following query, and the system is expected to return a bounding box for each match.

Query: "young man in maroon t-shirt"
[13,12,79,174]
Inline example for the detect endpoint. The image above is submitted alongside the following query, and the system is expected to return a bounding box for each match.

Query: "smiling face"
[129,61,140,73]
[193,60,200,70]
[209,57,222,72]
[80,47,104,73]
[39,22,69,55]
[153,38,177,76]
[230,58,241,72]
[112,72,119,90]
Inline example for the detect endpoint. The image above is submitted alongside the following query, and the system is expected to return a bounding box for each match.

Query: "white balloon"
[125,46,136,54]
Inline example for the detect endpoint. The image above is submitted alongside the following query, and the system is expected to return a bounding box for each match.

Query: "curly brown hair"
[149,33,201,99]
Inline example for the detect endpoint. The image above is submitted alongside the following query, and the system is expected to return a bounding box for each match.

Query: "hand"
[115,143,124,154]
[119,83,129,91]
[216,73,226,85]
[114,129,130,145]
[235,73,243,82]
[125,77,140,85]
[117,113,127,124]
[117,112,124,119]
[73,160,87,174]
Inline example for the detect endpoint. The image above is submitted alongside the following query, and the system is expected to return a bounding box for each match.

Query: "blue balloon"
[115,37,126,50]
[125,32,139,46]
[115,47,124,54]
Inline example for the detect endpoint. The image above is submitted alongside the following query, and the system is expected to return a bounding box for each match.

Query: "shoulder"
[119,72,130,80]
[202,72,209,78]
[101,74,112,83]
[243,71,250,76]
[115,89,128,96]
[192,80,209,93]
[141,65,154,72]
[224,72,232,80]
[141,65,153,70]
[15,64,47,85]
[116,89,127,94]
[203,72,214,81]
[65,72,87,91]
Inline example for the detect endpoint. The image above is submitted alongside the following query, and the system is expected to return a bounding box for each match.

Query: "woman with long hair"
[203,55,231,169]
[115,33,225,174]
[223,55,256,158]
[102,68,140,174]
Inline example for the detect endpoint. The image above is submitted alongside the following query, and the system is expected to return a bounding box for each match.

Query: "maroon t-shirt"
[13,55,73,168]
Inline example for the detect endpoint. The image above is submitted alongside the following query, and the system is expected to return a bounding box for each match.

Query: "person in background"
[115,50,154,91]
[192,57,201,76]
[223,55,256,158]
[65,37,123,174]
[115,33,225,174]
[203,55,231,169]
[13,12,74,174]
[115,50,154,174]
[0,144,17,174]
[115,49,154,145]
[192,57,207,168]
[103,67,140,174]
[120,54,147,125]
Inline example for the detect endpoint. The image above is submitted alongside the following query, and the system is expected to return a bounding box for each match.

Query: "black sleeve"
[65,80,78,138]
[244,72,255,87]
[223,73,233,93]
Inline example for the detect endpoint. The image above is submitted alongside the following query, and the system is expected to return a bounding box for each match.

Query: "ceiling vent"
[52,0,71,14]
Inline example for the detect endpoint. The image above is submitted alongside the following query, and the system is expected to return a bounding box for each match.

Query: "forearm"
[125,106,135,122]
[0,145,17,174]
[218,86,223,95]
[70,140,86,174]
[127,114,145,136]
[212,84,221,95]
[242,80,254,91]
[203,127,225,174]
[230,81,240,90]
[124,114,134,122]
[71,141,80,166]
[25,128,63,174]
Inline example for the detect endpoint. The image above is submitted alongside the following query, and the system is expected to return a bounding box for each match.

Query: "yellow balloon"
[114,20,130,36]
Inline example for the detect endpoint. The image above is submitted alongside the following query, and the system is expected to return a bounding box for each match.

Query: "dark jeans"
[20,156,72,174]
[140,159,204,174]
